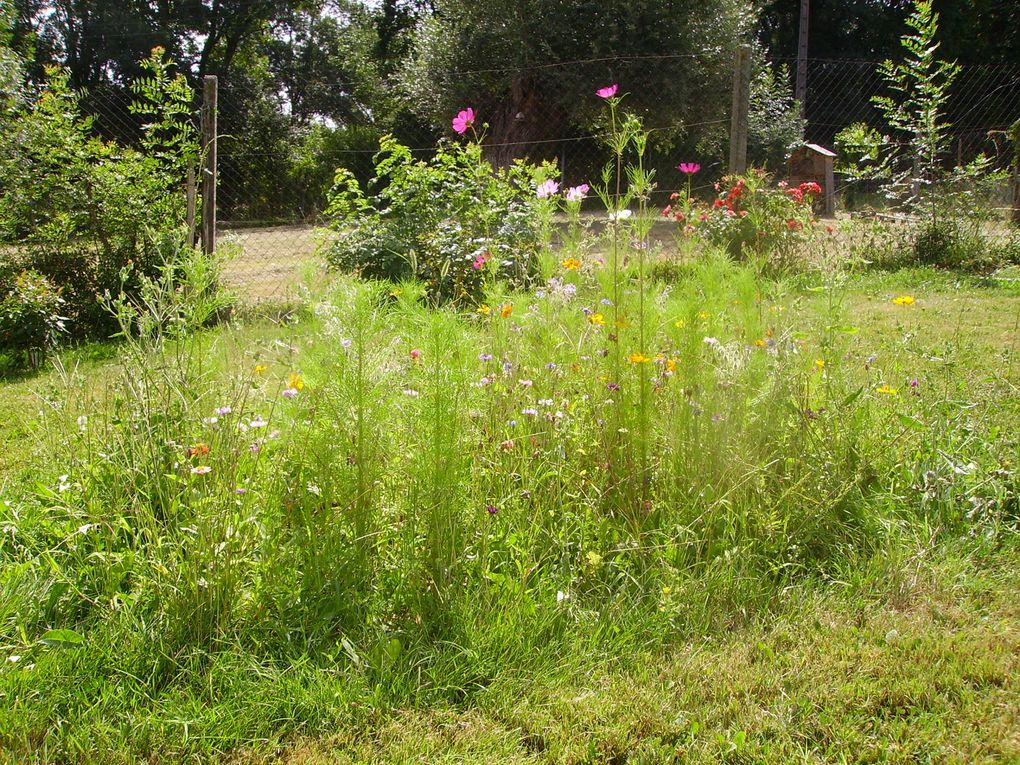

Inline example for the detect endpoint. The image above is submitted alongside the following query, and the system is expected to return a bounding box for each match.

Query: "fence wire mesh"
[70,56,1020,301]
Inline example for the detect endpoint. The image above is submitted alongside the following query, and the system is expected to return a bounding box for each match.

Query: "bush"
[663,169,818,270]
[323,135,548,304]
[0,48,197,341]
[0,269,66,367]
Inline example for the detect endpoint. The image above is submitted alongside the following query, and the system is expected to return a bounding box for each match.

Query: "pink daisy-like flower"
[536,179,559,199]
[596,84,619,99]
[452,107,476,135]
[565,183,589,202]
[282,387,298,398]
[677,162,701,175]
[191,465,212,475]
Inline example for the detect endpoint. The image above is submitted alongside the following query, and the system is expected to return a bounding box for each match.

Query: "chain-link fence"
[63,56,1020,301]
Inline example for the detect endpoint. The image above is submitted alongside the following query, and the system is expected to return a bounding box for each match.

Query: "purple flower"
[596,84,619,99]
[545,362,558,370]
[677,162,701,175]
[521,408,539,416]
[486,504,499,515]
[282,387,299,398]
[537,179,560,199]
[479,353,493,361]
[452,107,475,135]
[214,406,232,416]
[607,382,621,392]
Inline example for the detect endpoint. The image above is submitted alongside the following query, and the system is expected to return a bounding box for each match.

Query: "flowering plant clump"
[323,122,555,304]
[663,169,819,267]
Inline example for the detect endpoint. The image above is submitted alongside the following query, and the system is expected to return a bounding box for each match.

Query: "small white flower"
[607,209,632,221]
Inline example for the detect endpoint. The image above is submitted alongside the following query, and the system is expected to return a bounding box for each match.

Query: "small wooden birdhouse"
[787,143,836,217]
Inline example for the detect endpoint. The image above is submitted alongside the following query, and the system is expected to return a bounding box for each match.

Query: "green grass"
[1,254,1018,764]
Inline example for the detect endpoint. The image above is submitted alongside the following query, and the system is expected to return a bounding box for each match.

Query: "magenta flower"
[565,183,590,202]
[452,107,475,135]
[596,84,619,99]
[282,387,298,398]
[536,179,560,199]
[486,504,499,515]
[472,253,487,270]
[677,162,701,175]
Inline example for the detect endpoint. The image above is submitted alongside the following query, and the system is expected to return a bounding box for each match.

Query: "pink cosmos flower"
[565,183,589,202]
[452,107,475,135]
[596,84,619,99]
[677,162,701,175]
[536,179,559,199]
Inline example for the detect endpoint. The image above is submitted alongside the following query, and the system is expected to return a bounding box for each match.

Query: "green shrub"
[0,48,197,341]
[323,135,549,304]
[0,269,66,365]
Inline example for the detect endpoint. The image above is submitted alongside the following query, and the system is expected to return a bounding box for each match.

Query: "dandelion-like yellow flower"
[561,257,582,271]
[892,295,915,306]
[629,352,651,364]
[697,311,710,320]
[500,304,513,318]
[814,359,826,370]
[674,319,686,329]
[589,313,605,326]
[288,373,304,391]
[876,384,898,395]
[666,358,678,374]
[254,364,268,375]
[755,338,766,348]
[477,303,491,316]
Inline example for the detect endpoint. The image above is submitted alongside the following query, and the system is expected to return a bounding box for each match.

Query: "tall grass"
[1,230,1017,759]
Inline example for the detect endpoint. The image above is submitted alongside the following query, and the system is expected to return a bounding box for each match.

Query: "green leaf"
[897,413,926,430]
[38,628,84,648]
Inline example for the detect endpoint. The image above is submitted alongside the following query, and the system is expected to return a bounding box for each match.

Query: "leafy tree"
[399,0,753,166]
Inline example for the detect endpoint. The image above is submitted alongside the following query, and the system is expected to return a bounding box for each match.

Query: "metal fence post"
[201,75,218,255]
[729,44,751,175]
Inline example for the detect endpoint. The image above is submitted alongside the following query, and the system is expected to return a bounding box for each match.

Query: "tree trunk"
[483,77,568,169]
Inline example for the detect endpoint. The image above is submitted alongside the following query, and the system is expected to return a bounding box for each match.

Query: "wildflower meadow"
[1,78,1019,764]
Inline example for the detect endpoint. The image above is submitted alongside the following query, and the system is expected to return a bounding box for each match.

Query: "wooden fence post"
[201,75,218,255]
[795,0,809,120]
[729,44,752,176]
[185,163,197,248]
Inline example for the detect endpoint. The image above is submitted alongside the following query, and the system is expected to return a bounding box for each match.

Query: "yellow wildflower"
[477,303,491,316]
[629,352,651,364]
[589,313,605,326]
[561,257,582,271]
[814,359,825,370]
[288,373,304,391]
[500,304,513,318]
[876,384,898,395]
[254,364,268,375]
[892,295,915,306]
